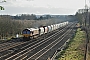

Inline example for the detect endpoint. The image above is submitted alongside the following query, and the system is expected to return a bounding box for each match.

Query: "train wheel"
[23,37,30,41]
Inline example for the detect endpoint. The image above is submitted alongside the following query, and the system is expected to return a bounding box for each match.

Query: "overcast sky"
[0,0,90,15]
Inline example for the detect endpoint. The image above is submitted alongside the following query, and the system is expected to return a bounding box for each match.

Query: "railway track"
[27,29,71,60]
[0,26,60,53]
[0,22,77,60]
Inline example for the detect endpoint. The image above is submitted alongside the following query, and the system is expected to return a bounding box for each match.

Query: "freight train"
[22,21,69,39]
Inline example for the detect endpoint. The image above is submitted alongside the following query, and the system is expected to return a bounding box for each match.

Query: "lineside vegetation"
[57,28,86,60]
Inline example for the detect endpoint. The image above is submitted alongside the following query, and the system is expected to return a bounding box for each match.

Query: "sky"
[0,0,90,15]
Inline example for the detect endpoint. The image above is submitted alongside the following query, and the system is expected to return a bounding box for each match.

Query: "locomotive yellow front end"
[22,28,32,40]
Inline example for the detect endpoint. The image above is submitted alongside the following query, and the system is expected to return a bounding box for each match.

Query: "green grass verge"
[57,28,86,60]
